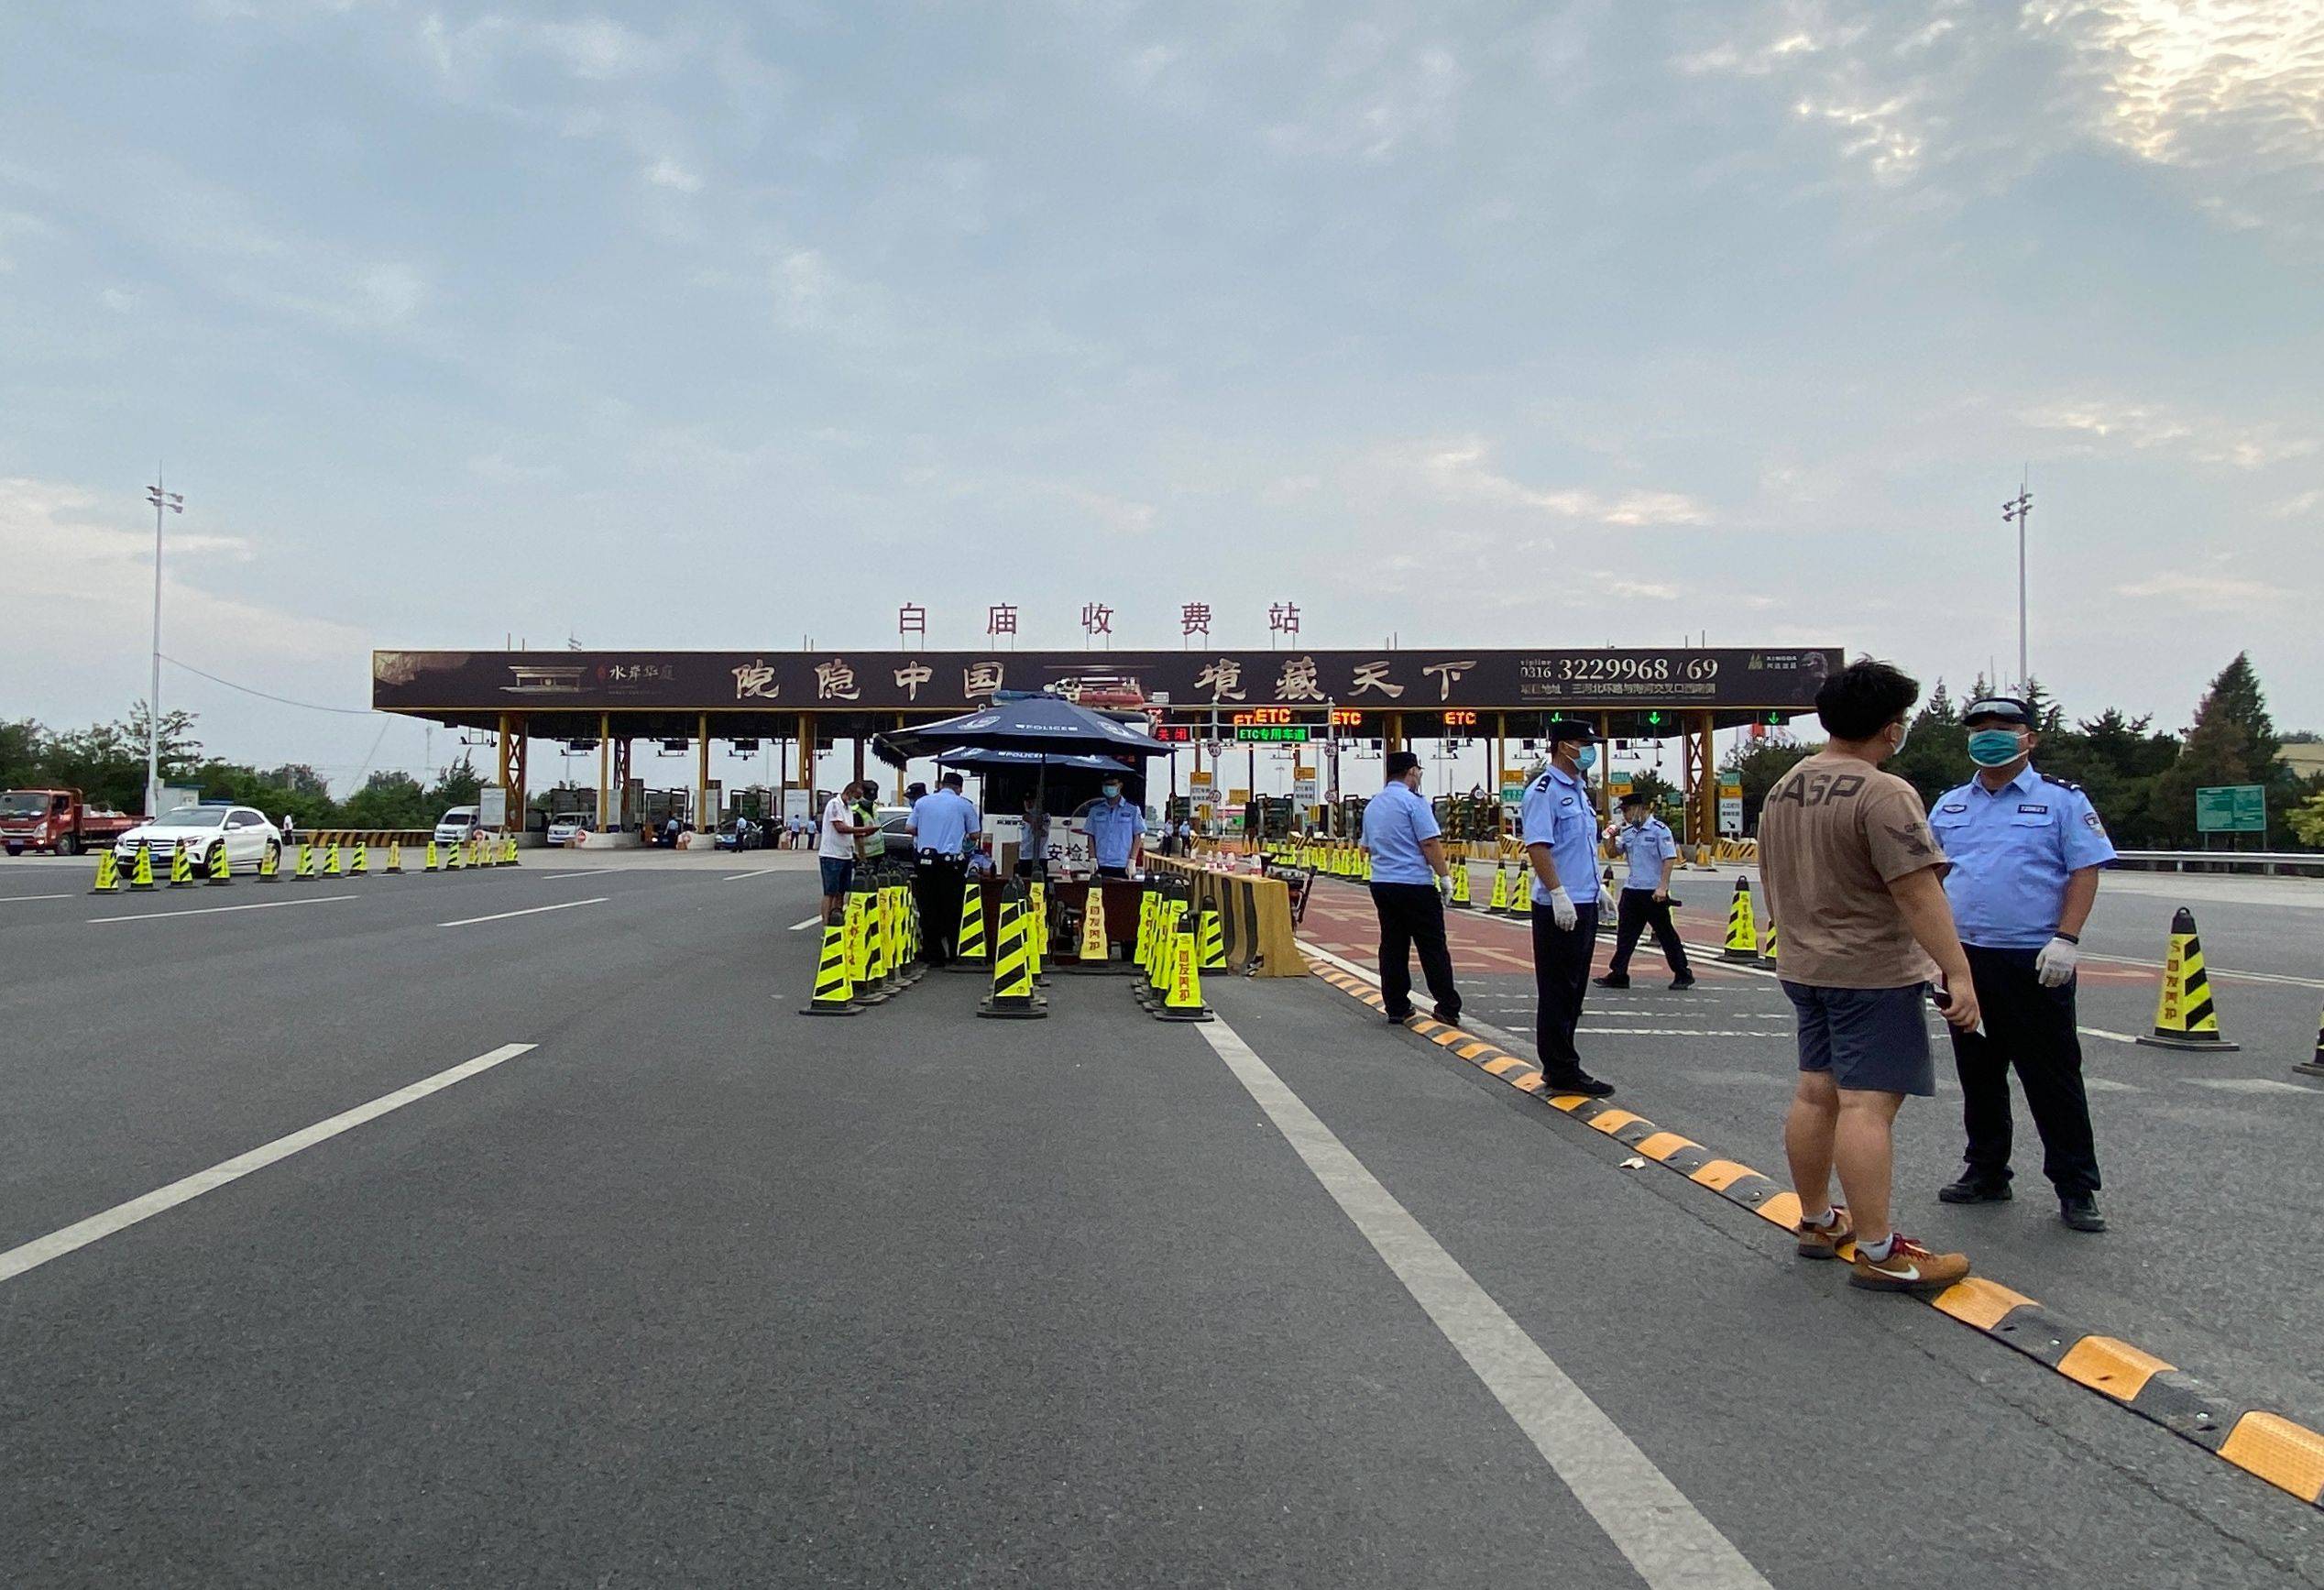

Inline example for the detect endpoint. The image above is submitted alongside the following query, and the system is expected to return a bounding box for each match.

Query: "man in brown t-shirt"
[1759,658,1980,1293]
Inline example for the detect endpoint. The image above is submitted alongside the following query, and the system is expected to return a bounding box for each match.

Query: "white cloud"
[2112,570,2283,609]
[1401,439,1714,526]
[0,477,363,668]
[2021,398,2318,467]
[643,156,703,192]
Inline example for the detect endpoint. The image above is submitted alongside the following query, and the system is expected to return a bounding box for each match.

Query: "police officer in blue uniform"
[1522,719,1613,1096]
[1927,695,2117,1232]
[1595,791,1694,991]
[907,772,981,966]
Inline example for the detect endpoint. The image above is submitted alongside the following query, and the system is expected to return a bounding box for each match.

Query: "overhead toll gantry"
[371,646,1842,842]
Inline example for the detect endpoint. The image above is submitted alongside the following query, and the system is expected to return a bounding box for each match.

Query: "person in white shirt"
[817,783,873,924]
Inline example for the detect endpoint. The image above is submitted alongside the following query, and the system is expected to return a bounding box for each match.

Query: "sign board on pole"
[2195,784,2266,833]
[1291,778,1317,804]
[1717,779,1744,838]
[479,786,509,829]
[1228,788,1250,806]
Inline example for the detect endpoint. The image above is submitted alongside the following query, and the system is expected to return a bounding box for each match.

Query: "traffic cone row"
[89,832,523,897]
[797,863,929,1016]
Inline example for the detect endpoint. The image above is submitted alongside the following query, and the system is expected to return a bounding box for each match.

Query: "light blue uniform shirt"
[1929,764,2115,949]
[1520,764,1601,905]
[1615,817,1679,891]
[1085,796,1141,868]
[909,789,979,857]
[1361,781,1441,885]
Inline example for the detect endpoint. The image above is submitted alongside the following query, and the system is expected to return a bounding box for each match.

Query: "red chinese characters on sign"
[898,604,926,641]
[1081,603,1113,639]
[1268,602,1301,640]
[1180,602,1211,640]
[987,605,1018,640]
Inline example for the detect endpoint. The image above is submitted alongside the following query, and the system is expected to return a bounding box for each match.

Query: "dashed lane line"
[437,897,607,928]
[0,1043,538,1286]
[89,894,357,926]
[723,869,787,883]
[786,914,824,931]
[0,893,73,903]
[1196,1014,1772,1590]
[539,867,615,880]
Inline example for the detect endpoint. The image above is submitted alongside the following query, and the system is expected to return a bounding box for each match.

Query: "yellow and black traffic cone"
[1078,887,1110,966]
[384,841,401,874]
[1026,881,1048,985]
[1448,862,1472,910]
[1157,927,1215,1023]
[350,840,368,876]
[258,843,280,881]
[294,842,316,882]
[506,836,521,865]
[2297,1005,2323,1079]
[205,841,233,886]
[447,839,464,871]
[1487,866,1509,914]
[1759,917,1779,965]
[425,839,440,872]
[467,838,482,869]
[2137,906,2239,1051]
[977,894,1046,1019]
[1198,907,1227,970]
[168,845,194,888]
[953,881,989,970]
[846,888,888,1004]
[90,850,120,894]
[128,842,155,891]
[798,916,860,1015]
[323,841,343,878]
[1508,872,1532,919]
[1721,878,1759,961]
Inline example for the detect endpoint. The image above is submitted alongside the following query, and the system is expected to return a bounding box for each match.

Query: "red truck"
[1,788,142,857]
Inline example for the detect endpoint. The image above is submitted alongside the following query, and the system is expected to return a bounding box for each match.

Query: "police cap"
[1543,718,1602,743]
[1963,695,2034,726]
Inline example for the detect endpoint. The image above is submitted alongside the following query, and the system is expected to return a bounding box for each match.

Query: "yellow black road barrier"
[351,840,368,876]
[168,846,194,888]
[1198,908,1226,971]
[954,882,989,970]
[129,842,155,891]
[1157,926,1214,1023]
[2138,906,2238,1051]
[798,916,858,1015]
[258,844,280,881]
[90,850,119,894]
[205,843,232,886]
[1721,877,1759,961]
[977,893,1045,1019]
[323,842,343,879]
[846,888,887,1006]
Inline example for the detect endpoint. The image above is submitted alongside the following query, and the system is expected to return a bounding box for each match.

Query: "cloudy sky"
[5,0,2322,792]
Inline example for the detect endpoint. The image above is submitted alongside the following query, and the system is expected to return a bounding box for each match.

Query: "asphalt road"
[5,849,2322,1585]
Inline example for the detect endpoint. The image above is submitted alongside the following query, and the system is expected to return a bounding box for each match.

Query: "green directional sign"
[1233,724,1310,743]
[2195,784,2265,834]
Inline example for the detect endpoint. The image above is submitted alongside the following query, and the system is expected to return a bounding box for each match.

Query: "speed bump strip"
[1304,959,2324,1510]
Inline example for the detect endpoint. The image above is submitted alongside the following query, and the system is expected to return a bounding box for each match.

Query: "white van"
[433,806,483,845]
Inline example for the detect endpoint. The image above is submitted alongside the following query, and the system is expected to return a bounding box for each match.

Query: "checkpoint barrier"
[87,829,523,898]
[1146,856,1305,978]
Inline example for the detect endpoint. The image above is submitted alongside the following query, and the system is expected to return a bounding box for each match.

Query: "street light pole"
[144,472,183,817]
[2001,476,2032,695]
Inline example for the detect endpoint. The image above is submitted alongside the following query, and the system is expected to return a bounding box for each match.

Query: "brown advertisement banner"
[375,647,1841,716]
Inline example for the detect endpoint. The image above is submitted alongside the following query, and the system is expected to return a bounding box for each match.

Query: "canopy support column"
[697,714,711,831]
[498,713,526,838]
[597,714,610,833]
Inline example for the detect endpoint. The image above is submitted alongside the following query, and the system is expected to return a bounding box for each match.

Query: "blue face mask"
[1967,729,2024,767]
[1573,746,1597,772]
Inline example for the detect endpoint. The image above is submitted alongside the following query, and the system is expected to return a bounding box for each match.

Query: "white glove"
[1436,872,1452,901]
[1548,886,1578,932]
[2034,935,2079,987]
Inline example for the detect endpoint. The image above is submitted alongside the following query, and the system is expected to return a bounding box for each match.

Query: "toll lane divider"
[1303,959,2324,1510]
[1146,857,1305,977]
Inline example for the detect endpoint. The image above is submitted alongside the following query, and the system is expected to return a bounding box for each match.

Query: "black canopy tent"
[872,693,1173,766]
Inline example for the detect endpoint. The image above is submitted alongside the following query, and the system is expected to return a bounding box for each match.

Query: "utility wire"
[159,653,378,716]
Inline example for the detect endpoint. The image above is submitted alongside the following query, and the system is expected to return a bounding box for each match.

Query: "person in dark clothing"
[1361,751,1461,1025]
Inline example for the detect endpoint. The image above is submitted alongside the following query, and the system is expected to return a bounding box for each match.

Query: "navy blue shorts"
[1781,981,1935,1097]
[819,857,854,896]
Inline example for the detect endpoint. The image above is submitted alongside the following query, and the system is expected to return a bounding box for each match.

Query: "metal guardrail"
[2112,850,2324,876]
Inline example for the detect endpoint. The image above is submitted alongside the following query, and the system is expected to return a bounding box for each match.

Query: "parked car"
[433,806,484,846]
[714,817,762,851]
[113,805,282,873]
[2,787,141,856]
[545,813,592,847]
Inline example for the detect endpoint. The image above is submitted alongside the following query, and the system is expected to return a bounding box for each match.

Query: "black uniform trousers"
[1606,888,1691,978]
[1369,883,1461,1023]
[1531,904,1600,1078]
[914,852,969,966]
[1949,944,2100,1196]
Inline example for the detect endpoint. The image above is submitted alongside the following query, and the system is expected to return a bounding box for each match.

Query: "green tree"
[1723,738,1814,833]
[0,718,45,788]
[2152,656,2278,846]
[2290,791,2324,847]
[38,721,145,811]
[120,703,204,784]
[342,771,430,829]
[427,752,484,812]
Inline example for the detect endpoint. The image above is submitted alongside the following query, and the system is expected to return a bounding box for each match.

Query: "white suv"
[115,805,282,873]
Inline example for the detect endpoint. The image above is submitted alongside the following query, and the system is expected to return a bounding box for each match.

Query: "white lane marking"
[787,913,824,931]
[1196,1014,1770,1590]
[540,867,613,880]
[1580,1027,1786,1038]
[0,893,73,903]
[1295,938,1542,1053]
[89,894,356,925]
[724,869,784,883]
[2087,953,2324,992]
[2079,1026,2140,1044]
[2187,1077,2317,1096]
[0,1043,537,1286]
[437,896,607,928]
[2084,1077,2141,1093]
